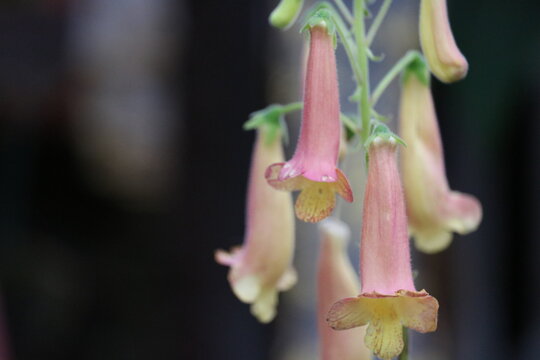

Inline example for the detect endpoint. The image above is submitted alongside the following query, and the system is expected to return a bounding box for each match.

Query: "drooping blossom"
[318,218,370,360]
[419,0,468,83]
[399,59,482,253]
[266,24,353,223]
[269,0,304,30]
[327,138,438,360]
[216,126,296,323]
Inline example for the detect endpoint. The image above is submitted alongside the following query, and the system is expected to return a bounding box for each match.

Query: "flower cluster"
[216,2,482,359]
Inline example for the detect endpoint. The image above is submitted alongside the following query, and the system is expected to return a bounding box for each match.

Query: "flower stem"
[333,0,354,24]
[399,327,409,360]
[370,50,418,107]
[354,0,371,143]
[281,101,303,113]
[366,0,393,46]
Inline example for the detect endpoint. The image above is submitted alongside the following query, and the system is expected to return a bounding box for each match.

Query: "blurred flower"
[399,59,482,253]
[216,127,296,323]
[419,0,468,83]
[266,25,353,223]
[327,139,438,360]
[269,0,304,30]
[317,218,370,360]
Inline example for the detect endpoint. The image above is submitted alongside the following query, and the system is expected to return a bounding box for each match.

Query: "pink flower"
[216,127,296,323]
[420,0,468,83]
[318,218,371,360]
[265,24,353,223]
[327,139,438,360]
[399,61,482,253]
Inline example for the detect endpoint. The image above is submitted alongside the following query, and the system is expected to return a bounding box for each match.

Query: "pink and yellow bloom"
[327,139,438,360]
[420,0,468,83]
[216,127,296,323]
[318,218,370,360]
[399,61,482,253]
[266,24,353,223]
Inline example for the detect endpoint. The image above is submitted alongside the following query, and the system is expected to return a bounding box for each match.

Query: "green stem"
[333,0,354,24]
[398,327,409,360]
[366,0,393,46]
[354,0,371,142]
[370,51,418,107]
[281,101,303,113]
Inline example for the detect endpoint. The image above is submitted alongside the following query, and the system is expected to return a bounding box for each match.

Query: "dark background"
[0,0,539,359]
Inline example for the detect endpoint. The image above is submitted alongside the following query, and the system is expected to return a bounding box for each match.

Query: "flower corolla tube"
[266,24,353,223]
[216,127,296,323]
[327,138,438,360]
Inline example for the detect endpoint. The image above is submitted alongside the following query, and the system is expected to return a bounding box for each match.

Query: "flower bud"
[419,0,468,83]
[269,0,304,30]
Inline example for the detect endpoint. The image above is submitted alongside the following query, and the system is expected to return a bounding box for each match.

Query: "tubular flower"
[216,127,296,323]
[419,0,468,83]
[318,218,371,360]
[265,24,353,223]
[399,61,482,254]
[327,139,438,360]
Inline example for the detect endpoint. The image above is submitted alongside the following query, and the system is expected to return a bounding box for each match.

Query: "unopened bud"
[419,0,468,83]
[269,0,304,30]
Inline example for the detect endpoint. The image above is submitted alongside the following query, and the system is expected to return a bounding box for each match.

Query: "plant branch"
[366,0,393,46]
[333,0,354,25]
[370,50,418,107]
[281,101,303,113]
[354,0,371,142]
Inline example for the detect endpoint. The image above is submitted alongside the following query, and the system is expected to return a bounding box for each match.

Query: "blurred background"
[0,0,539,359]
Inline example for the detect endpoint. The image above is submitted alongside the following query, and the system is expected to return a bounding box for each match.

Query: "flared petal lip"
[327,289,439,332]
[278,161,338,183]
[360,289,431,299]
[265,162,353,222]
[265,162,353,201]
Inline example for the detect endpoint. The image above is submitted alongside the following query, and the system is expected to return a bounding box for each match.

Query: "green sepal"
[300,7,337,47]
[364,121,406,150]
[244,104,298,146]
[401,51,430,86]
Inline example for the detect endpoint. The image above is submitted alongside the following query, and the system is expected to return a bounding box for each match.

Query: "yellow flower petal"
[327,290,438,360]
[250,288,278,323]
[266,163,354,223]
[295,181,337,223]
